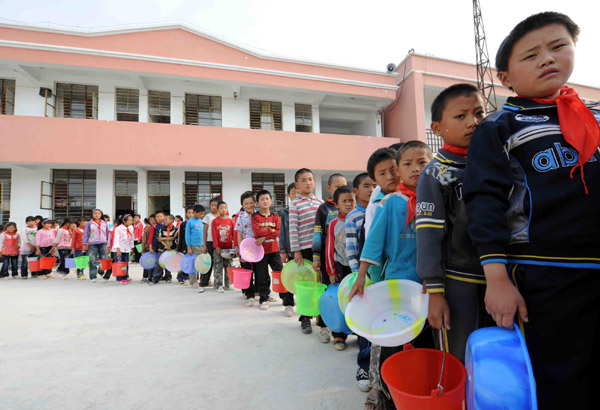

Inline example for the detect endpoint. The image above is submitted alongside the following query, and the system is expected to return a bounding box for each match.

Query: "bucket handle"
[432,319,448,397]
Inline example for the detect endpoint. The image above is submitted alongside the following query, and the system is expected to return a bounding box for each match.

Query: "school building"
[1,22,599,225]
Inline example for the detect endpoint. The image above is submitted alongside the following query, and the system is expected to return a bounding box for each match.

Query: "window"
[184,94,222,126]
[55,83,98,119]
[116,88,139,122]
[0,169,11,224]
[114,170,138,213]
[184,172,222,208]
[52,169,96,220]
[295,103,312,132]
[250,100,282,131]
[148,90,171,123]
[251,173,286,213]
[0,79,15,115]
[148,171,170,196]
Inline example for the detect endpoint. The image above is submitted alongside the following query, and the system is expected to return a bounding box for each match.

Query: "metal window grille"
[52,169,97,220]
[0,79,15,115]
[251,173,286,214]
[184,172,222,208]
[55,83,99,119]
[114,170,138,212]
[148,171,170,196]
[148,90,171,123]
[249,100,282,131]
[426,129,444,153]
[116,88,139,122]
[295,103,312,132]
[184,94,222,126]
[0,169,11,224]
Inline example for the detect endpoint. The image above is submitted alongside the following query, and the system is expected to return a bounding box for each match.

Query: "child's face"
[327,176,347,198]
[193,211,205,219]
[499,24,575,99]
[398,148,431,191]
[134,215,140,223]
[295,172,315,196]
[373,159,400,194]
[432,94,486,148]
[149,217,156,225]
[288,187,299,202]
[123,217,133,226]
[155,213,165,224]
[6,225,16,233]
[354,176,376,204]
[186,209,194,220]
[257,194,272,210]
[79,220,86,227]
[27,220,36,228]
[210,201,219,213]
[92,210,102,220]
[43,222,52,229]
[218,204,228,217]
[242,197,255,214]
[336,192,356,216]
[165,216,174,226]
[69,222,76,230]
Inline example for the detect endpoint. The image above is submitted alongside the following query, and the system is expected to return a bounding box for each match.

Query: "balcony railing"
[426,129,443,153]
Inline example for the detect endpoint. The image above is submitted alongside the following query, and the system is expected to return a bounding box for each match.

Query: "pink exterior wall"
[0,26,397,100]
[0,115,391,172]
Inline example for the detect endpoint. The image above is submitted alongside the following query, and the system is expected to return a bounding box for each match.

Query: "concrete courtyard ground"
[0,264,365,410]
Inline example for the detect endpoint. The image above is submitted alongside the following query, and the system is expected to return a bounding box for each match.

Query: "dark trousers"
[357,336,371,372]
[513,264,600,410]
[199,241,214,287]
[39,246,53,276]
[143,268,153,279]
[433,277,493,363]
[20,255,29,278]
[57,249,71,275]
[152,251,172,282]
[133,240,141,263]
[1,255,18,277]
[253,251,283,303]
[241,261,255,299]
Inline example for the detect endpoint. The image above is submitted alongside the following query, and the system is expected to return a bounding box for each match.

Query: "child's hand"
[281,252,288,263]
[117,250,122,258]
[255,237,266,246]
[330,274,338,285]
[187,246,193,255]
[312,259,321,271]
[202,245,207,254]
[349,274,365,301]
[428,293,451,330]
[484,263,528,329]
[36,249,41,256]
[215,247,221,254]
[294,251,303,266]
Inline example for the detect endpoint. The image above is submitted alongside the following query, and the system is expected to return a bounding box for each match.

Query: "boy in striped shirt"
[288,168,323,334]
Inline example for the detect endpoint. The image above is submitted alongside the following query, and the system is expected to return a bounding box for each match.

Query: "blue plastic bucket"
[319,284,352,334]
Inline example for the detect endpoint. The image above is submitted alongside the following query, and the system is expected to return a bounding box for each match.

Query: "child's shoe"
[198,287,206,293]
[217,286,225,293]
[259,301,269,310]
[140,278,148,284]
[246,298,254,307]
[355,368,370,392]
[284,306,294,317]
[267,295,277,302]
[102,278,109,283]
[77,276,86,280]
[61,274,68,280]
[333,337,346,350]
[319,327,332,343]
[90,278,97,283]
[183,280,190,286]
[301,318,312,334]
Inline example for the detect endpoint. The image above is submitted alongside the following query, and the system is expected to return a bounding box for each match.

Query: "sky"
[1,0,598,87]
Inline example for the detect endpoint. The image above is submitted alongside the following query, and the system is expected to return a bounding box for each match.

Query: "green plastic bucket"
[135,243,142,253]
[296,281,327,316]
[75,255,89,269]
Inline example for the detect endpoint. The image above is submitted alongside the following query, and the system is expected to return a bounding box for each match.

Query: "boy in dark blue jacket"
[463,12,600,409]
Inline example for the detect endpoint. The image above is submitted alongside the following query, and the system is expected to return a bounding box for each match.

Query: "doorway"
[115,196,135,218]
[148,196,170,215]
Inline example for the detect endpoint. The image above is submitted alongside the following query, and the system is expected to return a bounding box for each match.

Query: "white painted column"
[139,91,148,123]
[137,169,148,217]
[222,97,249,129]
[282,103,295,132]
[314,176,323,201]
[171,94,184,125]
[170,168,185,216]
[221,169,251,209]
[96,167,114,218]
[14,85,47,117]
[376,112,383,137]
[9,164,52,224]
[312,106,320,133]
[98,88,115,121]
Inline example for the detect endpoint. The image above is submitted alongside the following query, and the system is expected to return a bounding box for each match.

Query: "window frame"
[55,82,99,120]
[251,172,286,213]
[148,90,171,123]
[51,169,97,219]
[294,103,313,132]
[0,169,11,224]
[249,99,283,131]
[114,170,138,213]
[115,87,140,122]
[0,79,16,116]
[183,172,223,208]
[184,93,222,127]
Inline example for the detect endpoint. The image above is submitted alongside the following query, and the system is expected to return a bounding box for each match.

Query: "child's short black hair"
[35,215,43,221]
[217,201,227,209]
[149,213,156,219]
[496,12,579,73]
[25,216,35,223]
[388,142,404,152]
[431,83,481,122]
[352,172,370,189]
[144,218,149,224]
[4,222,17,230]
[185,206,193,212]
[102,214,110,221]
[397,141,432,162]
[367,148,397,180]
[209,197,221,205]
[294,168,314,182]
[76,217,85,225]
[328,173,345,186]
[165,214,175,221]
[193,204,205,213]
[134,213,141,218]
[240,191,255,205]
[155,211,164,216]
[59,218,71,227]
[333,186,353,203]
[256,189,272,201]
[287,182,296,194]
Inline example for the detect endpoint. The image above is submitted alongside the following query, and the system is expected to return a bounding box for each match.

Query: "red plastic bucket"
[99,259,112,270]
[233,268,252,289]
[28,259,42,272]
[272,271,287,293]
[226,267,235,284]
[40,257,57,269]
[112,262,128,277]
[381,346,466,410]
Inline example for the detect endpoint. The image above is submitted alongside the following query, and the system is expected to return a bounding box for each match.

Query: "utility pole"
[473,0,497,112]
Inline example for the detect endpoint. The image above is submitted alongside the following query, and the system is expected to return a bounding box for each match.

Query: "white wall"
[9,165,52,225]
[221,97,249,129]
[171,94,184,125]
[169,168,185,216]
[221,169,251,211]
[14,85,47,117]
[137,169,148,215]
[98,87,115,121]
[96,167,114,218]
[282,103,295,132]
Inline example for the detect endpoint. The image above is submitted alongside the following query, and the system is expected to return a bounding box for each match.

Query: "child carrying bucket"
[110,214,134,284]
[82,209,109,283]
[35,219,57,279]
[350,141,434,410]
[72,217,87,280]
[51,218,75,279]
[235,191,257,305]
[0,222,21,279]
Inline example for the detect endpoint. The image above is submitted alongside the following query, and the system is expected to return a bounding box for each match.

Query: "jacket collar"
[436,149,467,165]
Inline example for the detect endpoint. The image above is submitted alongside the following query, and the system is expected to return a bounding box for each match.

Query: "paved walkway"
[0,264,365,410]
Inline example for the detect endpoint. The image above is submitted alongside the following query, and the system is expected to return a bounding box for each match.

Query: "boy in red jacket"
[211,201,234,293]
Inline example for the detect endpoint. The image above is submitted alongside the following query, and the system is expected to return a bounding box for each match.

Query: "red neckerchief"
[397,182,417,232]
[326,198,335,205]
[442,144,469,157]
[524,86,600,194]
[4,232,17,245]
[93,219,102,231]
[125,226,132,238]
[166,225,173,236]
